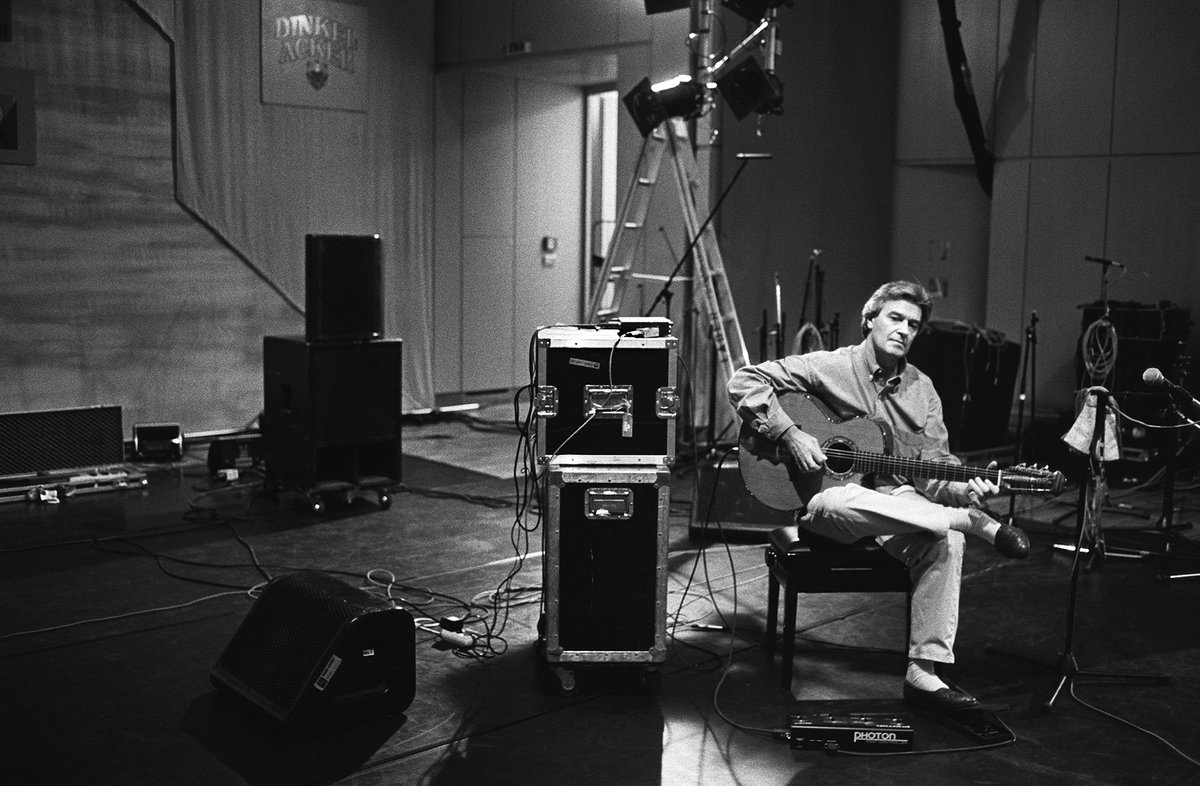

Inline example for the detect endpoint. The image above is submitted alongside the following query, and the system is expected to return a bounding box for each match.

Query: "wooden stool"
[765,525,913,689]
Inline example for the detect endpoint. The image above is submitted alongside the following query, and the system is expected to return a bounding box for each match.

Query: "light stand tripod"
[990,388,1170,712]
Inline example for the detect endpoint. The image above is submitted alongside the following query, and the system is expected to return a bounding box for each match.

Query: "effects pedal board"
[788,712,914,754]
[931,706,1015,744]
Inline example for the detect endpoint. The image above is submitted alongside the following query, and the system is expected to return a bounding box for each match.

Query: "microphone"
[1143,367,1176,389]
[1084,255,1125,269]
[1144,368,1200,417]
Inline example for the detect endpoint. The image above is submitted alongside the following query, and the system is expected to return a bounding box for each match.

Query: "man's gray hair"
[860,280,933,336]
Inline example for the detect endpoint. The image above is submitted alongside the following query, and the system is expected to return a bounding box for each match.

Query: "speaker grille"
[0,406,124,476]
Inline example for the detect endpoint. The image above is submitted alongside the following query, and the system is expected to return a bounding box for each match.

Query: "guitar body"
[737,392,1065,511]
[737,394,894,511]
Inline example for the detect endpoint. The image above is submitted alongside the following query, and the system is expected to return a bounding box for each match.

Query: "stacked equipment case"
[534,320,677,693]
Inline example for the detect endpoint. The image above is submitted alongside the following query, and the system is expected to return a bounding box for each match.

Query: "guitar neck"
[831,449,996,484]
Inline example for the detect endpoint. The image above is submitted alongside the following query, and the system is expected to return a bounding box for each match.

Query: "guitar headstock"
[1001,463,1066,495]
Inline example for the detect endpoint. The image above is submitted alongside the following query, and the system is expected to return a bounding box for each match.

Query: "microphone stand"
[643,153,758,319]
[1153,395,1199,581]
[988,389,1170,712]
[645,152,757,459]
[1124,358,1200,581]
[1007,310,1038,527]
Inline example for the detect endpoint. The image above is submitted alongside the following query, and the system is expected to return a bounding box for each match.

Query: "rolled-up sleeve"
[727,356,817,441]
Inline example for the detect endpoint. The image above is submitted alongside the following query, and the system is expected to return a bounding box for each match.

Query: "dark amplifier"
[788,712,915,754]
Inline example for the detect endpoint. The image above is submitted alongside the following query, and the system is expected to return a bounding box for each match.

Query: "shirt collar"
[854,339,905,390]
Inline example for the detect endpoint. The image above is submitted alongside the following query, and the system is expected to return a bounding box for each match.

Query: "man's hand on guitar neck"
[781,424,827,473]
[963,461,1001,507]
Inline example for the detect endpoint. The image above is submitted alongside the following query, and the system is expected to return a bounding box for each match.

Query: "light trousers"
[799,483,966,663]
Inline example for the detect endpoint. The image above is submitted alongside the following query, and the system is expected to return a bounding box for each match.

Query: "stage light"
[722,0,793,22]
[622,75,708,137]
[715,56,783,119]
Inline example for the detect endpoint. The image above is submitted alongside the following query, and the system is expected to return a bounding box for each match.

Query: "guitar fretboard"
[825,448,999,484]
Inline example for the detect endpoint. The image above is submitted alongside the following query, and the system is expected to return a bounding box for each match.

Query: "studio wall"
[0,0,436,435]
[897,0,1200,420]
[714,1,902,365]
[431,0,687,397]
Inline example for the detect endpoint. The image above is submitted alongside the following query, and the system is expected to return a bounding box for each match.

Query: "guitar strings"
[819,448,1054,489]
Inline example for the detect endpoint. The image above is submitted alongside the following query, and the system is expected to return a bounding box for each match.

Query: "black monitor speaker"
[305,233,383,343]
[210,571,415,736]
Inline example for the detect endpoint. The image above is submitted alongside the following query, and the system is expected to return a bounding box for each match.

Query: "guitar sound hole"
[824,439,854,475]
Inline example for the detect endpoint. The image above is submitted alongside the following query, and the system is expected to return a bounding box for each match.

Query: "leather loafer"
[994,522,1030,559]
[903,682,980,712]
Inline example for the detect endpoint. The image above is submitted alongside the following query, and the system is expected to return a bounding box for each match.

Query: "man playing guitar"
[728,280,1030,712]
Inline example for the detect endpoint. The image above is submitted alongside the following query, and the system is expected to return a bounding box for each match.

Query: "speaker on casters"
[261,335,403,500]
[211,571,415,736]
[305,233,383,343]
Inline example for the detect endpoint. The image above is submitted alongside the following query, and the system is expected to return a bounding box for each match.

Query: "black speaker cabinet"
[1077,300,1192,475]
[1078,301,1192,416]
[906,320,1020,452]
[262,335,402,493]
[211,571,415,736]
[305,233,383,343]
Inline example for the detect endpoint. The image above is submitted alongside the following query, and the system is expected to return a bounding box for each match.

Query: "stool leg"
[765,571,779,658]
[781,583,798,690]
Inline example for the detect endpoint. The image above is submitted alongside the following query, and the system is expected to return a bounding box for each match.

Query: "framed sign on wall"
[260,0,368,112]
[0,68,36,166]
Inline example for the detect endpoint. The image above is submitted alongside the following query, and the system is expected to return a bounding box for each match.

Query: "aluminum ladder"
[587,117,749,379]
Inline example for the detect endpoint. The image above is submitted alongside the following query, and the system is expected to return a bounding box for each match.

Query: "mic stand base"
[990,391,1170,714]
[1040,653,1169,714]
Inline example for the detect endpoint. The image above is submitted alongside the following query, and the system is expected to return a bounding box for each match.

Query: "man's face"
[865,298,923,366]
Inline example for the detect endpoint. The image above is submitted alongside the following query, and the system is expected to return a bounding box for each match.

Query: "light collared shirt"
[727,339,970,506]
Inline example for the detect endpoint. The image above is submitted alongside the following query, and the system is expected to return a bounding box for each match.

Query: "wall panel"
[1030,0,1117,158]
[895,0,1001,163]
[513,79,584,380]
[1106,155,1200,311]
[890,164,991,327]
[433,73,465,395]
[1112,0,1200,155]
[514,0,619,54]
[988,0,1036,159]
[984,158,1031,340]
[456,0,514,63]
[1023,158,1111,411]
[461,236,516,391]
[462,74,516,238]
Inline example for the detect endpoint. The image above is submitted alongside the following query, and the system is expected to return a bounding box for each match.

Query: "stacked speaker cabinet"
[905,320,1020,452]
[534,321,676,693]
[305,233,383,343]
[262,234,401,512]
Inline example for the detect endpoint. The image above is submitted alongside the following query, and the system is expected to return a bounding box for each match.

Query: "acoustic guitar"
[738,393,1065,511]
